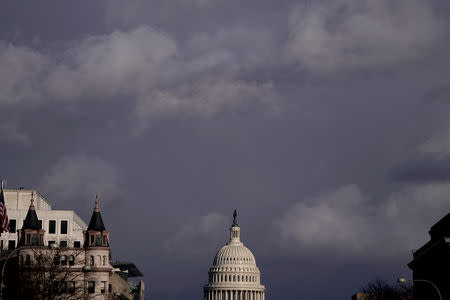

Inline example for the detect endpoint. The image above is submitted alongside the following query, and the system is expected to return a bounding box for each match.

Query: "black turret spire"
[87,194,106,231]
[22,192,40,230]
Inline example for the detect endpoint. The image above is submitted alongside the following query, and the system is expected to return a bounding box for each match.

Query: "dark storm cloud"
[1,0,450,299]
[423,84,450,104]
[390,155,450,184]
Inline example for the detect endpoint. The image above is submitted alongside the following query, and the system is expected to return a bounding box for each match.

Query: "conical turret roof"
[87,194,106,231]
[22,193,40,230]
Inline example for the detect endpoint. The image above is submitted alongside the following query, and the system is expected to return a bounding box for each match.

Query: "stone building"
[15,193,112,299]
[408,212,450,300]
[204,211,265,300]
[0,188,87,251]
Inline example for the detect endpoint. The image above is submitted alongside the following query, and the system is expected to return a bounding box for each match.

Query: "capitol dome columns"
[205,290,265,300]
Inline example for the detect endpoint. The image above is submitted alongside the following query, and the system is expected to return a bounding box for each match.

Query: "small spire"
[29,191,35,210]
[95,193,99,212]
[232,209,238,227]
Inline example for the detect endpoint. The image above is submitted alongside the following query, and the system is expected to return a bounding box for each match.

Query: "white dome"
[213,244,256,266]
[204,211,265,300]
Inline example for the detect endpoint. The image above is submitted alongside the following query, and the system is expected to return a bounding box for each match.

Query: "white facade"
[204,215,265,300]
[0,189,87,251]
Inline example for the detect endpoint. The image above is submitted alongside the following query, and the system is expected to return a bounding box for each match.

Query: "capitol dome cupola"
[229,210,241,245]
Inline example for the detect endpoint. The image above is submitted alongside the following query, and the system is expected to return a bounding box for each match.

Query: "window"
[69,255,75,266]
[73,241,81,248]
[101,281,106,294]
[8,240,15,250]
[61,255,67,266]
[59,240,67,248]
[90,235,94,245]
[31,234,38,245]
[48,240,56,247]
[9,219,16,233]
[49,220,56,234]
[20,255,24,265]
[95,234,102,246]
[103,235,107,245]
[90,255,94,266]
[102,256,106,266]
[60,220,68,234]
[26,234,31,245]
[88,281,95,294]
[26,255,31,265]
[67,281,75,294]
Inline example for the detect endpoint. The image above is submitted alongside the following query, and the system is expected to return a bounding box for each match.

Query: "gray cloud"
[164,213,228,257]
[40,154,120,207]
[46,27,178,100]
[285,0,443,73]
[0,43,47,104]
[0,121,30,145]
[1,26,278,134]
[390,156,450,184]
[390,129,450,183]
[276,183,450,259]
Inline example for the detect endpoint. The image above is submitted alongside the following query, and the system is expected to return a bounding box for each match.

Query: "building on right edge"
[204,210,265,300]
[408,212,450,300]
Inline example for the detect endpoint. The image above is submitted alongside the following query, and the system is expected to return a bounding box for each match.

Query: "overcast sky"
[2,0,450,299]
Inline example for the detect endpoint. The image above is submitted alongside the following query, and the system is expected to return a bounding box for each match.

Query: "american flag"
[0,180,9,233]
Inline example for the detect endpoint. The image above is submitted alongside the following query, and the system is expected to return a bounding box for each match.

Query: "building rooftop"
[112,262,144,277]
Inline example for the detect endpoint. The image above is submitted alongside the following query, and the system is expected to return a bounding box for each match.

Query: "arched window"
[238,275,240,282]
[233,275,236,282]
[90,255,94,266]
[229,275,231,281]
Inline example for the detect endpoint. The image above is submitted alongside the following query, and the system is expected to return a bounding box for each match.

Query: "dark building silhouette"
[408,212,450,300]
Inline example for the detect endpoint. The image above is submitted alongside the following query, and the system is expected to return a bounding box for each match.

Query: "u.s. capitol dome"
[204,211,265,300]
